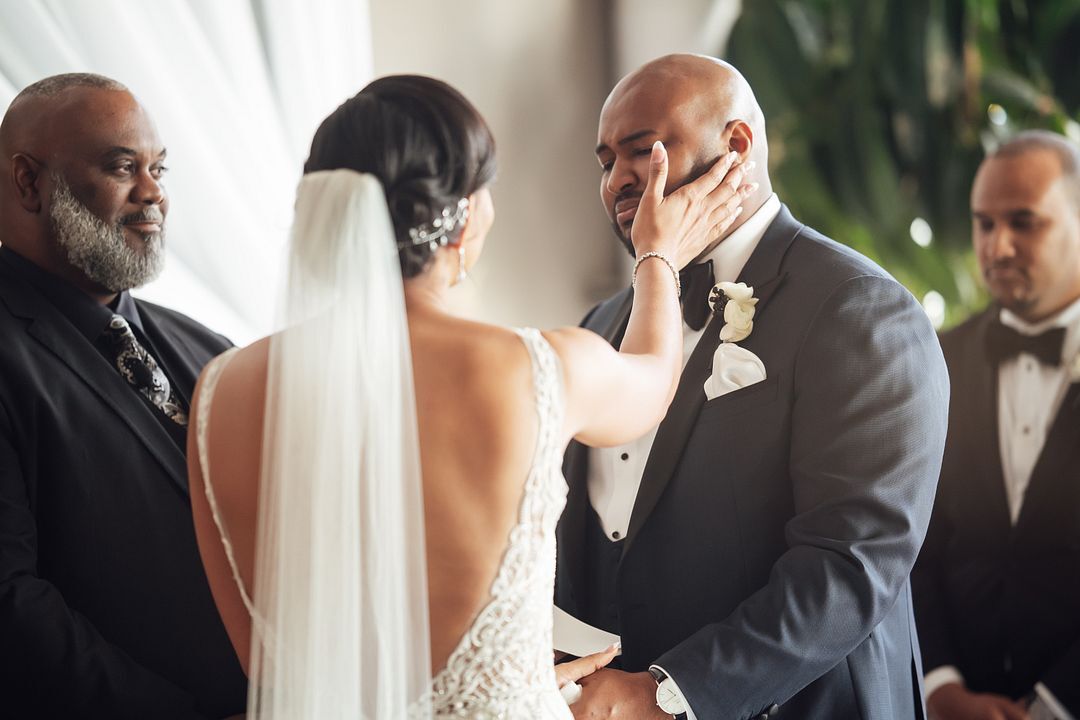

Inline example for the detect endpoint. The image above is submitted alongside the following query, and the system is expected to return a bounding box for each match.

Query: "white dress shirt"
[587,193,782,541]
[924,296,1080,702]
[586,195,781,720]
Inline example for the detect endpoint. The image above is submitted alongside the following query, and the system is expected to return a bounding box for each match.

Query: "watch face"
[656,680,684,714]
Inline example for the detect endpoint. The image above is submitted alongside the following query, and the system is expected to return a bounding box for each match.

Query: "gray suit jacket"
[556,206,949,719]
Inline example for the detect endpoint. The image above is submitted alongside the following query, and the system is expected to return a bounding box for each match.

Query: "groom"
[556,55,949,719]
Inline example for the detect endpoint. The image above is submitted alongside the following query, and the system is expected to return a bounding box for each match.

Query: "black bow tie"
[984,319,1065,367]
[680,260,715,331]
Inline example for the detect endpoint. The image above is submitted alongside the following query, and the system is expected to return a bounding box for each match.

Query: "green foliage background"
[726,0,1080,327]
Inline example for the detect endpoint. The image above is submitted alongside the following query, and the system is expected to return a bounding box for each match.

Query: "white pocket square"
[703,343,767,401]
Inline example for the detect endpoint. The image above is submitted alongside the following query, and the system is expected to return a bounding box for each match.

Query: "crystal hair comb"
[398,197,470,252]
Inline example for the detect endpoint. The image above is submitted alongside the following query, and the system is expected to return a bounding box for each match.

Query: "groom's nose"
[606,157,641,197]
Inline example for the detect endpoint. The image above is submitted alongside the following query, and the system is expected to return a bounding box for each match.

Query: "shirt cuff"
[1034,682,1077,720]
[650,664,698,720]
[924,665,965,701]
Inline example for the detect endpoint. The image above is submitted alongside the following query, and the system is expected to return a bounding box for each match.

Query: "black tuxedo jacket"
[912,308,1080,713]
[0,252,247,718]
[556,207,950,720]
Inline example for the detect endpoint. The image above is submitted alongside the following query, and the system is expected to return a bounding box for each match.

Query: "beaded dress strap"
[194,348,257,617]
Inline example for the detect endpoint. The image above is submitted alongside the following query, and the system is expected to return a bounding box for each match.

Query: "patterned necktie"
[984,319,1065,367]
[104,314,188,426]
[680,260,715,331]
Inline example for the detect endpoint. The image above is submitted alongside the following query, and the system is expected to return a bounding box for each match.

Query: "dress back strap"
[193,347,258,618]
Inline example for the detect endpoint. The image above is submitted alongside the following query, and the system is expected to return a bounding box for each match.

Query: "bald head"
[1,73,169,298]
[596,54,772,256]
[1,74,129,159]
[606,54,766,147]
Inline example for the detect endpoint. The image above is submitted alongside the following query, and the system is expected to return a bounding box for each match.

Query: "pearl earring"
[456,244,468,284]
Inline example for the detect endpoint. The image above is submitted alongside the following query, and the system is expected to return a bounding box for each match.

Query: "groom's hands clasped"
[630,141,757,268]
[570,669,668,720]
[554,647,666,719]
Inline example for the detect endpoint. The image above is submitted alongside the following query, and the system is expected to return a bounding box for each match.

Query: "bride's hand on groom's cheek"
[571,669,667,720]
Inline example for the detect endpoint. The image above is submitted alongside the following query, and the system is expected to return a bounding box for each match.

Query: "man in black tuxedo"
[0,74,246,718]
[913,131,1080,720]
[557,54,949,720]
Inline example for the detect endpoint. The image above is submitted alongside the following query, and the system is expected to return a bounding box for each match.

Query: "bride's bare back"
[190,309,557,673]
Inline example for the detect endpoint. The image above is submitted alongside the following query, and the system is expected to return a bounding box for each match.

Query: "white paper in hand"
[552,605,620,658]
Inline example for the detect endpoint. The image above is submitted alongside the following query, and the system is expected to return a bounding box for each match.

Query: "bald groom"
[557,55,949,720]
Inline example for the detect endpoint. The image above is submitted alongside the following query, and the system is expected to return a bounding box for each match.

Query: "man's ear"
[724,120,754,161]
[11,153,45,213]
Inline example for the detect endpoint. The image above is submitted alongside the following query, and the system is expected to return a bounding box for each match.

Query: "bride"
[187,74,751,718]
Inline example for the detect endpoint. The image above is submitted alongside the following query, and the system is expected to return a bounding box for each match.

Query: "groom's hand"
[928,684,1030,720]
[572,669,668,719]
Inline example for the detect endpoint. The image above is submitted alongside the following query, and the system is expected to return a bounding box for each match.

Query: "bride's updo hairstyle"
[303,75,497,278]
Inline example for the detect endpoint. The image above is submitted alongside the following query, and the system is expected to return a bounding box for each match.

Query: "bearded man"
[0,74,246,719]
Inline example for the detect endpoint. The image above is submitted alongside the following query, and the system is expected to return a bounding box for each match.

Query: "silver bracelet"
[632,251,681,297]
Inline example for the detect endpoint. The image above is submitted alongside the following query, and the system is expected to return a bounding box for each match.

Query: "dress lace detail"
[195,330,570,719]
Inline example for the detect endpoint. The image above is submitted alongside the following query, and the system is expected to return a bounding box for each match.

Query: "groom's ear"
[724,120,754,161]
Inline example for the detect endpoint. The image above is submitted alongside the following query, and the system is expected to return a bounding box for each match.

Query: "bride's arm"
[547,142,753,447]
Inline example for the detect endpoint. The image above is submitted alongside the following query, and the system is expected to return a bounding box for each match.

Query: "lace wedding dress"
[195,327,572,719]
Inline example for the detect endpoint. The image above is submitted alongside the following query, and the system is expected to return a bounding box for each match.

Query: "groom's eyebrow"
[594,129,658,156]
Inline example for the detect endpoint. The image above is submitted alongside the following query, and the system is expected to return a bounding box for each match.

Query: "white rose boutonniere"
[703,281,767,401]
[709,281,759,343]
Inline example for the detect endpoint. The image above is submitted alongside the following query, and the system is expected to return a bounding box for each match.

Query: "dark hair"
[303,75,497,277]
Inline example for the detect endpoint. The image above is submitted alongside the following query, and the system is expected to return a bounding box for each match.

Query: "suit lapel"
[622,206,801,557]
[0,265,190,497]
[1013,380,1080,539]
[968,313,1013,535]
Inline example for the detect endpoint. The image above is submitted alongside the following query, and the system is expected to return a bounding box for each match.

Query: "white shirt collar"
[1000,295,1080,364]
[696,193,782,283]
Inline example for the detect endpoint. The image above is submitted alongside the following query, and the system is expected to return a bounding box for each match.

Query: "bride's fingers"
[680,150,740,203]
[708,205,744,242]
[707,183,757,228]
[639,141,670,211]
[706,160,755,209]
[554,643,621,688]
[703,186,755,242]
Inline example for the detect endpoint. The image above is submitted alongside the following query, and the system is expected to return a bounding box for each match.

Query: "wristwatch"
[648,667,688,719]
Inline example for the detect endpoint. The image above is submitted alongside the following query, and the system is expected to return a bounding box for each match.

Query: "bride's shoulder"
[415,318,536,386]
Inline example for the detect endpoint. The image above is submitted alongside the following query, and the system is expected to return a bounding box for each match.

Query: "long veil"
[247,170,432,718]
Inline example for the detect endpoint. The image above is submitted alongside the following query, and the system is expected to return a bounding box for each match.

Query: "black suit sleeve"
[0,401,209,719]
[657,275,950,718]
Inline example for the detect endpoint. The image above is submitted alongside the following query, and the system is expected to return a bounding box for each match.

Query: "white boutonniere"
[709,281,759,343]
[703,282,768,401]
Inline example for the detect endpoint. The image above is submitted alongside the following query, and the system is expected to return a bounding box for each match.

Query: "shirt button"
[620,452,629,461]
[1022,425,1031,435]
[612,531,621,540]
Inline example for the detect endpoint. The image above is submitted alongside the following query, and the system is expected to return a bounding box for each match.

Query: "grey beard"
[50,175,166,291]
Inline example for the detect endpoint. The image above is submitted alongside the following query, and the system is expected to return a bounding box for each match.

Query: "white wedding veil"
[247,169,431,718]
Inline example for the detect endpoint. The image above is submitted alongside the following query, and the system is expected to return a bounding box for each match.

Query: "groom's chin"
[611,224,635,258]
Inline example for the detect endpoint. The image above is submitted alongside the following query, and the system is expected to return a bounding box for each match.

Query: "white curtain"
[609,0,742,78]
[0,0,373,343]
